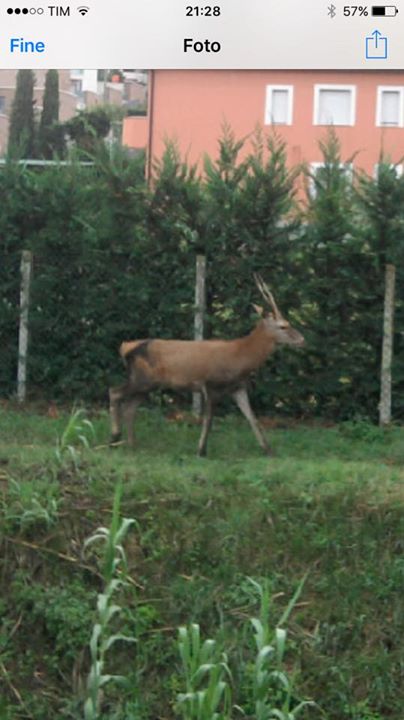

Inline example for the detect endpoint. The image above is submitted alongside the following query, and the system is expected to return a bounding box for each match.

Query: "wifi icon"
[77,5,89,15]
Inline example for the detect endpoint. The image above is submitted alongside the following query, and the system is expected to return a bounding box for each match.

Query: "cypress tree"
[8,69,36,158]
[38,69,64,158]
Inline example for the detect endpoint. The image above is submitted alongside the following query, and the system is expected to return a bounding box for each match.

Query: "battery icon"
[372,5,399,15]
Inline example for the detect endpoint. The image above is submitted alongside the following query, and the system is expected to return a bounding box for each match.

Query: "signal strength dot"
[77,5,89,15]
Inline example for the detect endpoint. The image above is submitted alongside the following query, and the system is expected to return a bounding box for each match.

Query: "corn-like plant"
[55,407,95,469]
[248,575,314,720]
[176,623,232,720]
[83,482,137,720]
[175,580,315,720]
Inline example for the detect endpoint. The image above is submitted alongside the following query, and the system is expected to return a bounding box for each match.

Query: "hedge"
[1,131,404,421]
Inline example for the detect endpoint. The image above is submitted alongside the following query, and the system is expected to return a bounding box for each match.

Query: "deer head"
[254,274,305,347]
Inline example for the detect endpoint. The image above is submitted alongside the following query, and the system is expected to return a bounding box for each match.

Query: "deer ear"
[252,303,264,316]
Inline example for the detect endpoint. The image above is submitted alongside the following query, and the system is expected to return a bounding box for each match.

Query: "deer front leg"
[123,396,142,448]
[232,387,271,455]
[197,387,214,457]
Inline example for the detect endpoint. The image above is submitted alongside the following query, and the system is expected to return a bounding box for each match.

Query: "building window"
[71,79,83,96]
[309,161,353,197]
[376,87,404,127]
[0,96,5,114]
[265,85,293,125]
[314,85,356,126]
[374,163,403,178]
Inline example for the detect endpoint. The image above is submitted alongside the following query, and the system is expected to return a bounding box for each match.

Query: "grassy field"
[0,403,404,720]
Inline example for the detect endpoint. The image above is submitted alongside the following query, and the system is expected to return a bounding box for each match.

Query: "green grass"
[0,405,404,719]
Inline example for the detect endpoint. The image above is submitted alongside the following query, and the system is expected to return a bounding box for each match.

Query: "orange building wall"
[122,115,149,150]
[126,69,404,177]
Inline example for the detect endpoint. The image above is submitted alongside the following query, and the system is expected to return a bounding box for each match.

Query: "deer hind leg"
[109,384,142,448]
[232,387,271,455]
[109,384,126,444]
[197,386,214,458]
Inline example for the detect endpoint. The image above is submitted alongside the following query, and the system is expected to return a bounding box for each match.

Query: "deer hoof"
[109,433,122,447]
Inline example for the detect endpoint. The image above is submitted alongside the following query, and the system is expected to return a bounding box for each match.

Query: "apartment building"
[122,70,404,179]
[0,69,77,155]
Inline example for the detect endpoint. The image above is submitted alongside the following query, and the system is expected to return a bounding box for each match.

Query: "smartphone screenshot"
[1,2,403,719]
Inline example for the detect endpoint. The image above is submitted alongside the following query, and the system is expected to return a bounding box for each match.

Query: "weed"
[2,477,59,533]
[338,418,384,443]
[55,407,95,470]
[11,578,96,667]
[345,699,385,720]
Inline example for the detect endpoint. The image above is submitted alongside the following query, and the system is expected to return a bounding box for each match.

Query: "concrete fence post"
[192,254,206,416]
[17,250,33,403]
[379,263,396,426]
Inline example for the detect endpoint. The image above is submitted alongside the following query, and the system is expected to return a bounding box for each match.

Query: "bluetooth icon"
[328,4,337,18]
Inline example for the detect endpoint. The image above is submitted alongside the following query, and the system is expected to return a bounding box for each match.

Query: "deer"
[108,275,304,457]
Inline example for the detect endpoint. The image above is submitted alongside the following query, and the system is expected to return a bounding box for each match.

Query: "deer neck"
[238,322,276,370]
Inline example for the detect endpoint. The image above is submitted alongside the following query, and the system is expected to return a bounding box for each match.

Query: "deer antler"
[254,274,282,319]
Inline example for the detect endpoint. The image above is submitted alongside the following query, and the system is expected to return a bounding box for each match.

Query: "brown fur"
[120,340,147,364]
[120,323,276,390]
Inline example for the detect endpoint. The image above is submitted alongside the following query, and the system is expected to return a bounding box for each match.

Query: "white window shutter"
[271,89,288,123]
[318,89,351,125]
[380,91,400,125]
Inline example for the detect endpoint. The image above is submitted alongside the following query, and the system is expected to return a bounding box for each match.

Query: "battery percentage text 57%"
[344,5,369,14]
